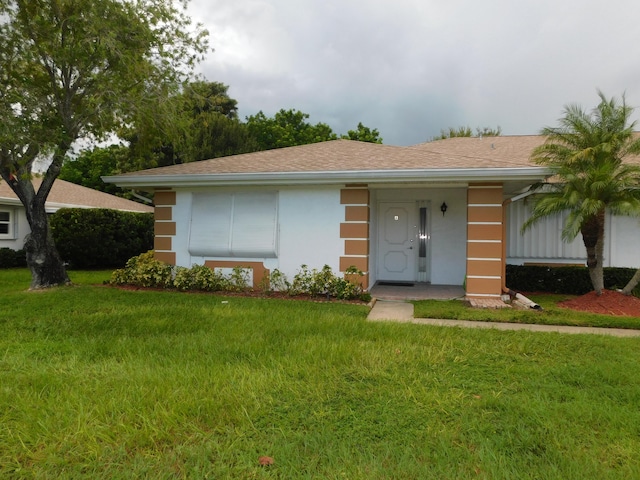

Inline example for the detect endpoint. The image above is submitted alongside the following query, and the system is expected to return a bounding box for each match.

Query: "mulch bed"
[558,289,640,317]
[110,284,369,304]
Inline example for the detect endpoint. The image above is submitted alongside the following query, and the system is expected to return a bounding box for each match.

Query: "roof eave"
[103,167,552,188]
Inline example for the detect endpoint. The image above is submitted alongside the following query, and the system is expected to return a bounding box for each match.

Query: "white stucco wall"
[172,186,344,282]
[609,215,640,268]
[370,187,467,286]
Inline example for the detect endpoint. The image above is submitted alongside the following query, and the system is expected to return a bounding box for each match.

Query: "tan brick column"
[466,184,503,298]
[153,190,176,265]
[339,186,370,290]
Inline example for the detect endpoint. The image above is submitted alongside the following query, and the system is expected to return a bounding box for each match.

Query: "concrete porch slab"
[369,283,465,301]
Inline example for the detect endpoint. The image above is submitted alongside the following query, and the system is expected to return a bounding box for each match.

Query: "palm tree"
[522,91,640,295]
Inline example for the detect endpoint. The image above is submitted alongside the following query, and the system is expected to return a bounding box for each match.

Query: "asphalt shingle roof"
[0,178,153,213]
[114,136,549,178]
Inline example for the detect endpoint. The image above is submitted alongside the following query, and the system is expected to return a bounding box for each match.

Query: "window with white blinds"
[189,192,278,257]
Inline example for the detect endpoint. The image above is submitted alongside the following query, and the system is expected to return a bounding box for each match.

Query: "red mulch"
[558,289,640,317]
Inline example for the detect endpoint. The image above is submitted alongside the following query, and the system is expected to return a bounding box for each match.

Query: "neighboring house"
[0,178,153,250]
[104,136,640,299]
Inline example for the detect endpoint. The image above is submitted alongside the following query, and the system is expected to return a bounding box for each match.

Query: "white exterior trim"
[104,167,551,188]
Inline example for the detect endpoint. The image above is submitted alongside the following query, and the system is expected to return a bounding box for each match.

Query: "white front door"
[377,202,417,282]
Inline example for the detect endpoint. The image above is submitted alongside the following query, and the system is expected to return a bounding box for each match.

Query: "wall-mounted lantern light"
[440,202,448,216]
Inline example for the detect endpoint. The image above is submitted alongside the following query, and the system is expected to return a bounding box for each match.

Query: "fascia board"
[0,198,23,207]
[103,167,552,188]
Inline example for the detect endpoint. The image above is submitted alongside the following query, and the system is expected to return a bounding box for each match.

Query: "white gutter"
[103,167,552,188]
[0,197,150,213]
[42,202,152,213]
[0,198,22,206]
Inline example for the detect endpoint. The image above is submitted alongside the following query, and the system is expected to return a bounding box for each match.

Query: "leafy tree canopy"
[0,0,208,288]
[123,80,255,168]
[245,109,383,150]
[432,125,502,141]
[341,122,383,143]
[59,146,128,196]
[245,109,338,150]
[182,81,239,119]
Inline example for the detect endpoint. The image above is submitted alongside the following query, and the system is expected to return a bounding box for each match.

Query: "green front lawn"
[1,269,640,478]
[413,294,640,330]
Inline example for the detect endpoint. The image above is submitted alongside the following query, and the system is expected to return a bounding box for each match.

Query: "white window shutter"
[231,193,278,257]
[188,192,278,258]
[189,193,233,256]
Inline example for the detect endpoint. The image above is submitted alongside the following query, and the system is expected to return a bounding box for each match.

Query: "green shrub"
[174,264,230,292]
[110,251,173,288]
[291,264,333,297]
[327,266,365,300]
[282,264,365,300]
[227,266,251,292]
[0,248,26,268]
[268,268,291,292]
[111,253,251,293]
[50,208,153,269]
[111,253,365,300]
[506,264,640,295]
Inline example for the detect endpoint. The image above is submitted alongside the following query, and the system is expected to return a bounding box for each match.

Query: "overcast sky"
[187,0,640,146]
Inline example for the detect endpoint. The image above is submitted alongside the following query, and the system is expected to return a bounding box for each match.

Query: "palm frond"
[523,91,640,246]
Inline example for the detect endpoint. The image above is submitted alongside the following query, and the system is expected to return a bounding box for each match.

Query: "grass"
[413,294,640,330]
[1,269,640,478]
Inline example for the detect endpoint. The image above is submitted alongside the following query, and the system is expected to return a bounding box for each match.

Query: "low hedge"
[0,248,27,268]
[111,252,369,301]
[506,264,639,295]
[50,208,153,269]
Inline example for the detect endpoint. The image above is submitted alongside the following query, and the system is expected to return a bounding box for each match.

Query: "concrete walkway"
[366,300,415,322]
[366,300,640,337]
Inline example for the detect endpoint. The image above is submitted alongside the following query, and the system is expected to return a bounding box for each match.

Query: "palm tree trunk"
[581,212,605,295]
[622,269,640,295]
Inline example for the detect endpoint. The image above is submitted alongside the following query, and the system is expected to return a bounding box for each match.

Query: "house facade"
[105,137,565,299]
[0,178,153,250]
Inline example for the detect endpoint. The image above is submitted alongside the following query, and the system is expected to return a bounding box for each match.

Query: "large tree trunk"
[581,212,605,295]
[1,142,72,288]
[24,199,70,289]
[2,163,71,289]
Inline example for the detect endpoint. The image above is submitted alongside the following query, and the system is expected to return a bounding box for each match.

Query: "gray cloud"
[189,0,640,145]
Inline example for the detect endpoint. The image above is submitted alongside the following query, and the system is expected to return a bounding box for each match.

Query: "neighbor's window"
[189,192,278,258]
[0,210,14,238]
